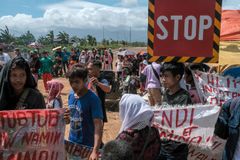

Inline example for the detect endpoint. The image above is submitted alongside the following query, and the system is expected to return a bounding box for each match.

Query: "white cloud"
[0,0,147,37]
[120,0,138,6]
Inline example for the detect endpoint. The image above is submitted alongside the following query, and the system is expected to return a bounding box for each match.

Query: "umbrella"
[28,42,42,49]
[223,66,240,78]
[117,50,136,56]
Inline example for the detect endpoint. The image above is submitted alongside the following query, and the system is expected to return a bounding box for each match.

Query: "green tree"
[57,31,69,44]
[16,30,35,45]
[86,35,97,46]
[79,38,88,46]
[102,38,109,46]
[0,26,15,44]
[46,30,54,44]
[70,36,80,43]
[37,35,50,45]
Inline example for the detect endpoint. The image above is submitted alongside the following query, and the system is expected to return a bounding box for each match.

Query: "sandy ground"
[125,43,240,65]
[219,41,240,64]
[37,43,240,143]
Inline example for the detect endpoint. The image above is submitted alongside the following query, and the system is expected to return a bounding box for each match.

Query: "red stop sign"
[153,0,216,57]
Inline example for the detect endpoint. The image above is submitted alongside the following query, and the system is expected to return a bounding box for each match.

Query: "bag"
[140,73,147,82]
[16,88,30,110]
[117,127,161,160]
[137,128,152,160]
[151,64,160,81]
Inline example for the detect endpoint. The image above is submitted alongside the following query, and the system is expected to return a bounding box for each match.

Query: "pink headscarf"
[47,80,64,103]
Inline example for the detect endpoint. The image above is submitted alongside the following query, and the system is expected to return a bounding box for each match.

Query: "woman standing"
[0,57,46,110]
[103,50,113,70]
[116,94,161,160]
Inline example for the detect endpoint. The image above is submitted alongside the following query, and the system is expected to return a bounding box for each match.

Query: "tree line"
[0,26,146,47]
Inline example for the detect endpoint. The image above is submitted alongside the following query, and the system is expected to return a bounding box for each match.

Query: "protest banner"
[193,71,240,106]
[188,136,226,160]
[0,109,65,160]
[147,0,222,63]
[153,105,220,147]
[65,140,92,159]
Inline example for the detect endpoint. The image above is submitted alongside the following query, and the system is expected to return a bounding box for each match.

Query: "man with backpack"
[214,97,240,160]
[141,62,162,106]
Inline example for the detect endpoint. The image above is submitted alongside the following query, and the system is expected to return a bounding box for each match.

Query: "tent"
[221,10,240,41]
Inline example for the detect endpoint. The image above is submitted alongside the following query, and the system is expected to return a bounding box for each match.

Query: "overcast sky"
[0,0,239,42]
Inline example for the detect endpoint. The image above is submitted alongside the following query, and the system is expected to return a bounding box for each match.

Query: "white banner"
[153,105,221,147]
[0,109,66,160]
[193,71,240,106]
[188,136,226,160]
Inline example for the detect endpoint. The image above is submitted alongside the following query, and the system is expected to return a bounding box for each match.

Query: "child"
[68,65,103,160]
[159,62,192,160]
[47,80,64,109]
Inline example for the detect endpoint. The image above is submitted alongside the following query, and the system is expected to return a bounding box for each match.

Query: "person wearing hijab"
[0,56,46,110]
[116,94,161,160]
[46,79,64,109]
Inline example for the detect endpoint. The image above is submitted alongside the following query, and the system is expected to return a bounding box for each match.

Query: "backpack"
[117,127,161,160]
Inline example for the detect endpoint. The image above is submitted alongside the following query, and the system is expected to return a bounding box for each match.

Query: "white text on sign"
[157,15,213,40]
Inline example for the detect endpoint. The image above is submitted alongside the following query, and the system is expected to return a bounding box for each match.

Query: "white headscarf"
[119,94,154,133]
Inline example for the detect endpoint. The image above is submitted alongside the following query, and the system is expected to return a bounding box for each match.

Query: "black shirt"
[160,88,192,159]
[96,77,108,122]
[163,88,192,106]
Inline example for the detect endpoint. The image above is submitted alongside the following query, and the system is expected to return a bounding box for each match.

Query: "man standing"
[29,50,41,83]
[215,97,240,160]
[68,66,103,160]
[87,61,111,123]
[0,47,11,66]
[40,51,53,92]
[53,47,63,77]
[79,50,88,66]
[61,47,70,75]
[142,61,162,106]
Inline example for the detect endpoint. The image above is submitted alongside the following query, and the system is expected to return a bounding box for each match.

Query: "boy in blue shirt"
[68,65,103,160]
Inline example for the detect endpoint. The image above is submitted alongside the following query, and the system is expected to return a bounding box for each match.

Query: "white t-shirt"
[0,53,11,65]
[79,54,86,64]
[233,132,240,160]
[116,60,123,72]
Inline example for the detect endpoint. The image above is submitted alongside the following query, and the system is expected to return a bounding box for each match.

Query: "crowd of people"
[0,45,239,160]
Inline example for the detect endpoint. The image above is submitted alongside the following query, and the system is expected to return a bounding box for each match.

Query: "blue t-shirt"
[62,52,70,62]
[68,90,103,147]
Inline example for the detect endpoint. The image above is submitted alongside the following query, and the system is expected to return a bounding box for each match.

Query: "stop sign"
[148,0,222,62]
